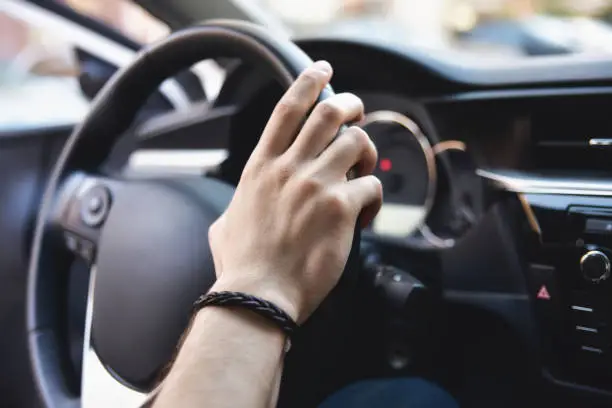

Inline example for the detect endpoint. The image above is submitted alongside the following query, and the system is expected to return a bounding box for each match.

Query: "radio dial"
[580,250,611,284]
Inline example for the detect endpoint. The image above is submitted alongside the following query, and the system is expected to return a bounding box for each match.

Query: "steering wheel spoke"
[81,267,149,408]
[50,172,124,263]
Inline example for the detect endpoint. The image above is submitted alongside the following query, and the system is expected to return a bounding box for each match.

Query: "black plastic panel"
[441,200,530,294]
[297,38,612,88]
[524,193,612,394]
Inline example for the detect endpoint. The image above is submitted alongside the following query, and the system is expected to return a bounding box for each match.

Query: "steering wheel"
[26,20,362,408]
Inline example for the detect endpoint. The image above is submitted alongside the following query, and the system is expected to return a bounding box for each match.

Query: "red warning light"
[537,285,551,300]
[380,158,392,172]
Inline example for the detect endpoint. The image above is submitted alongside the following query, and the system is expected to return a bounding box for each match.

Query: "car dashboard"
[119,38,612,405]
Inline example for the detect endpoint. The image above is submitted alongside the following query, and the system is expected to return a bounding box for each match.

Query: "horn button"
[92,177,233,389]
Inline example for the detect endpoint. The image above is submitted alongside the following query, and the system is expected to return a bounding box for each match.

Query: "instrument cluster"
[358,92,483,249]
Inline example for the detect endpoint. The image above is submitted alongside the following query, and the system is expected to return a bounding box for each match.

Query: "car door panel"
[0,126,71,407]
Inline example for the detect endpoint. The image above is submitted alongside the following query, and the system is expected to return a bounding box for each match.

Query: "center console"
[480,170,612,392]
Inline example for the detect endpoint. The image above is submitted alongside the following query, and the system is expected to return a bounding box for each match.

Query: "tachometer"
[360,110,436,239]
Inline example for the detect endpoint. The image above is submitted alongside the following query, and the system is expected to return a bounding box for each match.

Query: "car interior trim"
[588,138,612,147]
[477,169,612,197]
[432,140,466,155]
[425,85,612,104]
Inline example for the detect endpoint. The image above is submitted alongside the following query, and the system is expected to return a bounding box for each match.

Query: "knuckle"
[349,126,371,151]
[208,218,221,241]
[365,176,384,201]
[296,176,324,197]
[346,92,365,113]
[323,191,351,219]
[299,69,323,87]
[369,137,379,160]
[275,97,303,118]
[372,176,383,196]
[272,157,297,184]
[316,100,344,123]
[241,159,261,180]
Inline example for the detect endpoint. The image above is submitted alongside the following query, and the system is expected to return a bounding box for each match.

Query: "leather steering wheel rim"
[26,20,358,408]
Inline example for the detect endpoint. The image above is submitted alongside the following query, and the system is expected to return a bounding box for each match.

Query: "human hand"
[208,61,382,324]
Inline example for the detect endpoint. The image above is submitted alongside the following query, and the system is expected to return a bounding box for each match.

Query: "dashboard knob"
[580,250,611,284]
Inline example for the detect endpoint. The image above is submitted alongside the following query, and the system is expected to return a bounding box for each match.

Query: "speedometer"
[360,110,436,239]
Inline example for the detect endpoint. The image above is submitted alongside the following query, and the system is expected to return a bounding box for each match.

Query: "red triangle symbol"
[537,285,551,300]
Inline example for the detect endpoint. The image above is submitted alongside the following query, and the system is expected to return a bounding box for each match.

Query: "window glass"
[60,0,224,100]
[0,1,170,130]
[0,11,88,129]
[258,0,612,60]
[60,0,170,43]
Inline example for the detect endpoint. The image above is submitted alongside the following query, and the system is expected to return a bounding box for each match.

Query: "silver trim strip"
[581,345,603,354]
[1,0,190,110]
[571,305,593,312]
[576,325,598,333]
[477,169,612,196]
[82,267,148,408]
[589,139,612,146]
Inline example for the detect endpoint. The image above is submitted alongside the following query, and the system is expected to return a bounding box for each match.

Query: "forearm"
[153,292,286,408]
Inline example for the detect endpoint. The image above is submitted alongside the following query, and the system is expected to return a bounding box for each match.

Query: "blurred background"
[2,0,612,128]
[260,0,612,56]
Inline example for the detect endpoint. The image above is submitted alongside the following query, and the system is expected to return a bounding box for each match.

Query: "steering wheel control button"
[88,195,103,214]
[80,185,111,228]
[64,232,79,253]
[580,250,611,284]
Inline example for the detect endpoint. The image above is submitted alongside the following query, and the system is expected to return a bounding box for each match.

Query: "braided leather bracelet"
[193,291,299,340]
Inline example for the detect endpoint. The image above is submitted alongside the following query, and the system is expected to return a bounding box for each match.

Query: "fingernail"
[313,60,332,74]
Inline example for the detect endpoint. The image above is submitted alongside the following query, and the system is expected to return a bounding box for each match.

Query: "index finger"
[256,61,333,157]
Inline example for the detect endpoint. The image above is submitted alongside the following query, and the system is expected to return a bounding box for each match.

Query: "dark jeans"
[319,378,459,408]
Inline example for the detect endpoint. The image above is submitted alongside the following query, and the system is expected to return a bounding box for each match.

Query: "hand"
[208,61,382,324]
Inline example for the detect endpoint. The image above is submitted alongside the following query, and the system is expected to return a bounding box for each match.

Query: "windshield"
[256,0,612,59]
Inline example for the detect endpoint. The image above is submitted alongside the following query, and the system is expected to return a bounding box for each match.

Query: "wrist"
[188,303,288,359]
[211,275,301,323]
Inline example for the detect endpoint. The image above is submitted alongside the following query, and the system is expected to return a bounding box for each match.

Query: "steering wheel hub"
[93,178,232,388]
